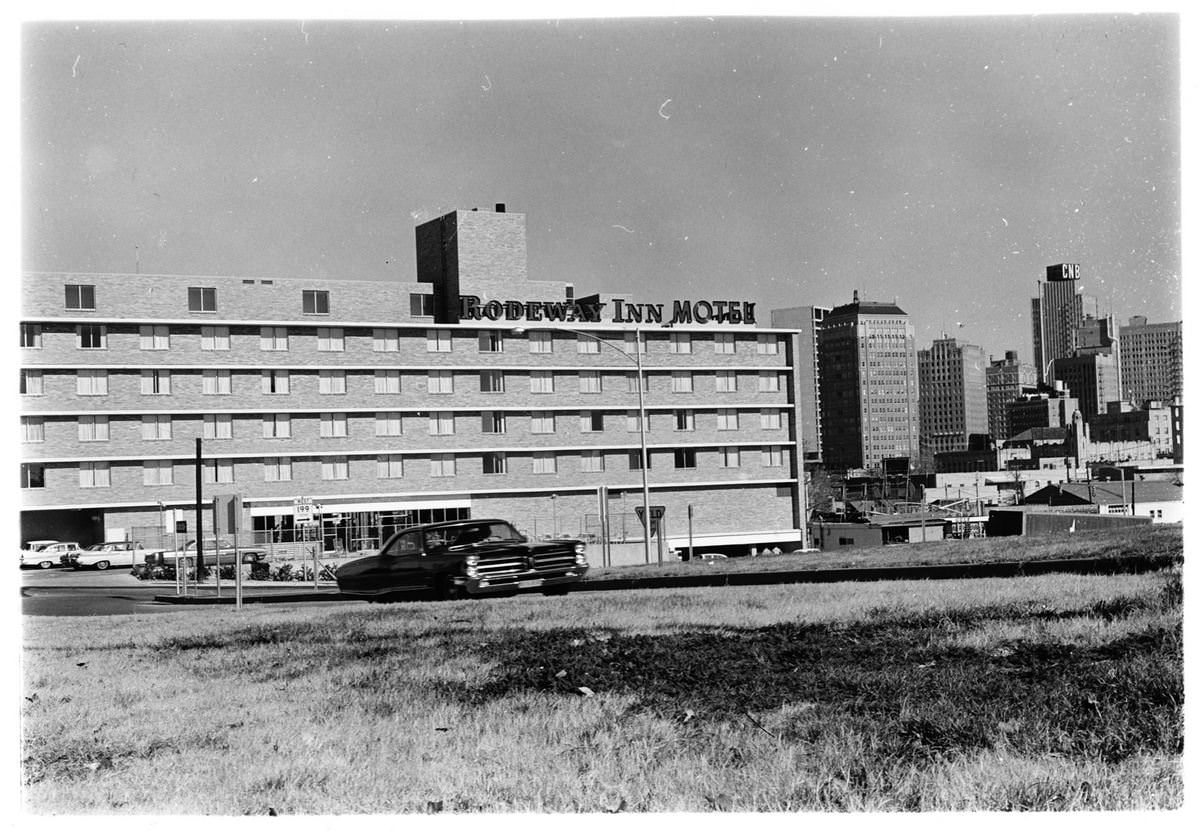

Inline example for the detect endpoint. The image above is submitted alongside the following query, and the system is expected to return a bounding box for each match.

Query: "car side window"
[383,532,421,558]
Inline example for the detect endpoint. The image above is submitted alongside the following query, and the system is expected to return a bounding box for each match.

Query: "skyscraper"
[770,305,830,465]
[1031,263,1086,385]
[1119,316,1183,403]
[817,292,919,472]
[917,336,988,465]
[986,350,1037,441]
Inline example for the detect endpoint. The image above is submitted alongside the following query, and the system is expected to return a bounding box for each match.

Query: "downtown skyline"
[21,15,1181,361]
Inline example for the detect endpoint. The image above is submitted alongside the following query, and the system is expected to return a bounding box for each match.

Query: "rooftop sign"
[458,295,757,326]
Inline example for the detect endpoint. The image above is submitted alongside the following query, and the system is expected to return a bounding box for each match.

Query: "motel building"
[19,205,807,564]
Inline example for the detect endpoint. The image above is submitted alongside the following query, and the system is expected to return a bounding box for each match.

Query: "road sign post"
[634,504,667,561]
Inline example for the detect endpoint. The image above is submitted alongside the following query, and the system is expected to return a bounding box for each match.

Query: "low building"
[1021,481,1183,524]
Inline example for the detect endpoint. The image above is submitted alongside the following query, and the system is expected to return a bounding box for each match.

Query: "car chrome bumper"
[461,569,587,595]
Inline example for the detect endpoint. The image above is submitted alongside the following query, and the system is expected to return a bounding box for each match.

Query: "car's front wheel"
[95,560,110,571]
[38,560,53,569]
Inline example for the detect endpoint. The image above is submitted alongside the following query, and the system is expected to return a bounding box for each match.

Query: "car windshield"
[435,521,525,552]
[83,544,108,551]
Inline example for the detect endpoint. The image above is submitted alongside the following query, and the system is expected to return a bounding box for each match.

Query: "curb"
[152,553,1180,605]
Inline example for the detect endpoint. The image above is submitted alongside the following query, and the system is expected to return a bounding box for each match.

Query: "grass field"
[21,556,1182,813]
[590,524,1181,579]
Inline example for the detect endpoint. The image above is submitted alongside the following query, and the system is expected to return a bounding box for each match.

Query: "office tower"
[816,291,919,472]
[1031,263,1086,385]
[1119,316,1183,403]
[986,350,1038,441]
[918,336,988,464]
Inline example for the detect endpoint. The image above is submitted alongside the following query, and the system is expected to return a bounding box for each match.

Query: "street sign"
[213,494,242,535]
[294,496,316,524]
[635,505,666,537]
[175,520,187,533]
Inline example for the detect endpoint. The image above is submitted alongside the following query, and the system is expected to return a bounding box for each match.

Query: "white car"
[20,540,80,569]
[71,541,149,571]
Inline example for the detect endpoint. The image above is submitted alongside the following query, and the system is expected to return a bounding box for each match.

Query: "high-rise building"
[816,292,919,473]
[917,336,988,464]
[770,305,829,466]
[1031,263,1086,385]
[1007,385,1081,436]
[986,350,1037,441]
[1053,352,1123,421]
[1119,316,1182,403]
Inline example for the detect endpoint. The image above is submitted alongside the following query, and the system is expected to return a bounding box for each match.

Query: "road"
[18,567,345,616]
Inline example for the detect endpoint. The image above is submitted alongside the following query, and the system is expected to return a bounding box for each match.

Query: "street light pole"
[518,324,653,565]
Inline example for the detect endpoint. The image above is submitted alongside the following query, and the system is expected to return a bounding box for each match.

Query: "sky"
[19,13,1182,360]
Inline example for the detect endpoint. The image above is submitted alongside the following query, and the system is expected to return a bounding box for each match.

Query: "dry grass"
[20,567,1182,814]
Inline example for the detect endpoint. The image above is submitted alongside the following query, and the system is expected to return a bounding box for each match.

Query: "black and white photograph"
[15,5,1186,816]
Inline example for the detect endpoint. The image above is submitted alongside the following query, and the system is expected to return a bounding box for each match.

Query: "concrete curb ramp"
[153,553,1179,606]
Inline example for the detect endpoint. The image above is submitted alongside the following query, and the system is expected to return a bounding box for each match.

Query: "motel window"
[79,462,111,489]
[482,412,507,434]
[580,451,605,473]
[719,447,740,468]
[581,411,604,432]
[374,370,400,394]
[531,413,556,434]
[674,449,697,469]
[260,327,289,351]
[187,286,217,312]
[77,324,106,350]
[428,412,454,436]
[530,371,555,394]
[579,371,602,394]
[715,371,737,393]
[529,331,553,354]
[626,411,650,433]
[321,458,349,481]
[303,290,330,315]
[263,414,292,439]
[429,370,454,394]
[675,409,694,431]
[201,326,230,351]
[480,370,505,393]
[671,372,694,393]
[426,329,452,352]
[532,452,557,475]
[762,446,785,467]
[139,325,170,350]
[714,333,735,355]
[756,334,780,355]
[203,414,233,440]
[623,332,646,354]
[79,369,110,396]
[629,451,651,471]
[317,328,344,352]
[264,458,293,482]
[482,453,507,475]
[203,370,233,395]
[761,409,782,430]
[375,412,403,437]
[430,455,456,478]
[669,333,692,354]
[20,370,44,396]
[758,372,782,393]
[717,409,739,431]
[320,413,349,438]
[262,370,290,395]
[21,464,46,489]
[319,370,347,395]
[22,417,45,443]
[143,460,174,487]
[627,372,650,393]
[65,284,96,311]
[410,293,435,317]
[479,331,504,353]
[373,328,399,352]
[138,370,168,396]
[78,415,110,442]
[20,323,42,349]
[377,455,404,479]
[577,335,601,354]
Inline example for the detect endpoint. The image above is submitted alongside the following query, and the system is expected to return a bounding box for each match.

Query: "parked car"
[146,537,267,567]
[20,540,79,569]
[70,541,152,570]
[335,518,589,601]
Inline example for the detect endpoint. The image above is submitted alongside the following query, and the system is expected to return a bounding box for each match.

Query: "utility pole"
[194,438,205,575]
